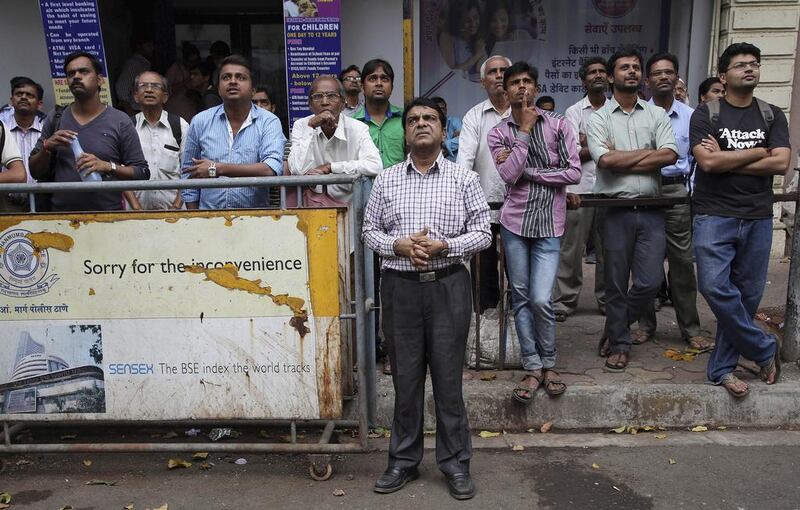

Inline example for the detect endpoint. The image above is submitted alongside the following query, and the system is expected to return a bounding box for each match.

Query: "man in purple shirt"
[487,61,581,403]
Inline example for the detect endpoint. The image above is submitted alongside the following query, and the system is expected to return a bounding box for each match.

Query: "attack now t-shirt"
[689,98,789,219]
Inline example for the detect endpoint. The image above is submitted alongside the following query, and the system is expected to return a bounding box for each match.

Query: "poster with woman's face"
[420,0,665,117]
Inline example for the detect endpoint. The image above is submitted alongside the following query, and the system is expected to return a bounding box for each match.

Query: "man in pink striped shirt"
[487,61,581,403]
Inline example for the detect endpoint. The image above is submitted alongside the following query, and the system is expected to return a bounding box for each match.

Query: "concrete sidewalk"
[351,256,800,431]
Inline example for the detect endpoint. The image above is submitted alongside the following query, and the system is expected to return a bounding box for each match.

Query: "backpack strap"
[0,121,5,157]
[754,97,774,132]
[166,112,182,147]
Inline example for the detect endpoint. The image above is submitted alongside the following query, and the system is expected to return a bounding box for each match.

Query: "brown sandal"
[604,352,629,372]
[542,370,566,397]
[512,371,542,404]
[720,373,749,398]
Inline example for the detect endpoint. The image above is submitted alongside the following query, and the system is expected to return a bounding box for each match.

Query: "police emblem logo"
[0,229,59,298]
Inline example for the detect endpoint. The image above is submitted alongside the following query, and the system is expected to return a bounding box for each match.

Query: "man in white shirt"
[288,75,381,204]
[456,55,512,313]
[0,121,28,210]
[553,57,608,321]
[128,71,188,210]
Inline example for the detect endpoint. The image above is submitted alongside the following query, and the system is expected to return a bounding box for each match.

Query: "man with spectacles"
[180,55,285,209]
[128,71,189,210]
[690,42,791,398]
[632,53,713,355]
[364,97,490,500]
[287,75,381,203]
[338,65,363,118]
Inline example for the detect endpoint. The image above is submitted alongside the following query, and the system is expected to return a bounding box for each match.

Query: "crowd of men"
[0,40,791,500]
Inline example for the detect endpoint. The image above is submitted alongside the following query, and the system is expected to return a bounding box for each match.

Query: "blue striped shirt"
[181,104,286,209]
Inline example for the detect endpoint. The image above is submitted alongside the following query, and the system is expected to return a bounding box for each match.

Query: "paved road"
[2,431,799,509]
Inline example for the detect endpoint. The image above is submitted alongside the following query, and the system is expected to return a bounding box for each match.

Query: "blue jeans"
[693,214,777,384]
[501,227,560,371]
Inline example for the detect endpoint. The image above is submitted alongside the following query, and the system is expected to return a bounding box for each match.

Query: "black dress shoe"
[446,472,476,500]
[374,466,419,494]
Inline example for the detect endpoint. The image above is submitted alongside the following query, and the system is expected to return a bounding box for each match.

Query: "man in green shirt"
[354,59,404,168]
[586,47,678,373]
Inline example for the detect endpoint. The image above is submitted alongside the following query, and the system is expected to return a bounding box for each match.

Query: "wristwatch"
[208,161,217,178]
[109,161,117,174]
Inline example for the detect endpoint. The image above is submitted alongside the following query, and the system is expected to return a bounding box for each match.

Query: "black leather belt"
[385,265,463,282]
[661,175,686,186]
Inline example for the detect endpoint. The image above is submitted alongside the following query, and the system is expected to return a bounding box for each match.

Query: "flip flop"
[720,373,749,398]
[631,329,653,345]
[603,352,629,373]
[512,372,542,404]
[542,369,566,397]
[686,335,715,353]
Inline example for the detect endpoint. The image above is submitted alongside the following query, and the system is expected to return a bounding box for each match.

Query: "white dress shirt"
[3,114,43,183]
[456,98,511,221]
[133,111,188,210]
[288,112,382,203]
[564,95,605,194]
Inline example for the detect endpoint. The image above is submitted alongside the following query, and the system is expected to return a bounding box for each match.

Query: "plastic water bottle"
[73,138,101,182]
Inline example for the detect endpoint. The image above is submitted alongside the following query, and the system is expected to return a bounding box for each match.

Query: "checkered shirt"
[362,152,491,272]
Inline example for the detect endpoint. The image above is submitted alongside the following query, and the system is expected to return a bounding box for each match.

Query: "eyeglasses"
[728,61,761,71]
[342,76,360,82]
[406,113,439,126]
[310,92,341,102]
[136,82,165,91]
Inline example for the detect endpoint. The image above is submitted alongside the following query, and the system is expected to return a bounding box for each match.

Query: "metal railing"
[0,175,378,479]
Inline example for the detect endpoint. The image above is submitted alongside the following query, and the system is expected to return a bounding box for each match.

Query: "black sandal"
[512,371,542,404]
[542,370,566,397]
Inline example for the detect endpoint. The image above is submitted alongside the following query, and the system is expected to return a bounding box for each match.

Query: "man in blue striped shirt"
[181,55,285,209]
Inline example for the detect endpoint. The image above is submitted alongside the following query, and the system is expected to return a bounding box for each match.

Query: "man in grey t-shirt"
[30,51,149,212]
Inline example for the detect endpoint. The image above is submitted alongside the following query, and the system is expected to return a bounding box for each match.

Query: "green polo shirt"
[354,103,405,168]
[586,96,677,198]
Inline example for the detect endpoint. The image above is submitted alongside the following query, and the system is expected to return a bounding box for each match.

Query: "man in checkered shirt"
[363,97,490,500]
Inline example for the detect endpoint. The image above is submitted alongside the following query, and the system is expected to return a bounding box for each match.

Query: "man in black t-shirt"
[689,42,791,398]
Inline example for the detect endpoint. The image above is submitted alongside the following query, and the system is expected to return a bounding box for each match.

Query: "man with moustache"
[457,54,512,313]
[180,55,285,210]
[29,51,149,212]
[0,77,46,211]
[586,47,678,372]
[287,75,381,204]
[553,56,608,322]
[353,59,404,168]
[129,71,189,210]
[633,52,712,352]
[364,97,490,500]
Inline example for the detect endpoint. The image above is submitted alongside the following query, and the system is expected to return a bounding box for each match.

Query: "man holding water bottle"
[30,51,149,212]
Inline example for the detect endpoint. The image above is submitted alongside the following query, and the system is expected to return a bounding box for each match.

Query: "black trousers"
[382,266,472,475]
[602,207,666,352]
[470,223,501,313]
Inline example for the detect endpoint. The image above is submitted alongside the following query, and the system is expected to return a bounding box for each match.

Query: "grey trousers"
[553,205,605,315]
[603,207,666,353]
[382,266,473,476]
[638,184,701,339]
